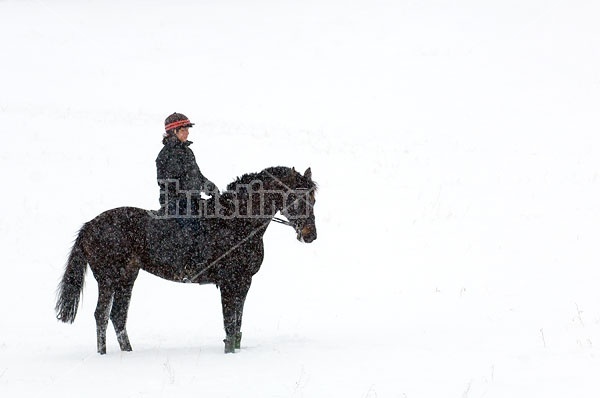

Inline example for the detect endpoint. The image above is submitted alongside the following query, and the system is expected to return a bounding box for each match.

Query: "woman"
[155,112,217,281]
[156,112,217,217]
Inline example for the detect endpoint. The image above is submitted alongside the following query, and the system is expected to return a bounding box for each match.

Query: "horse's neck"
[226,183,283,235]
[219,171,291,222]
[239,192,281,221]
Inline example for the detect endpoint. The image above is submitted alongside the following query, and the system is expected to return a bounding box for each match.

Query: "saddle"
[146,216,211,282]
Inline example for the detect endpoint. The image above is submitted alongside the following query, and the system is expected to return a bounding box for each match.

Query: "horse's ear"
[304,167,312,180]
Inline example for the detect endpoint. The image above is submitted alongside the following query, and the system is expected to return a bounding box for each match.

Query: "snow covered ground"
[2,0,600,396]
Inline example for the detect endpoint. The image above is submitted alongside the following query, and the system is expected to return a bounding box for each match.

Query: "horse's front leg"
[219,282,237,353]
[233,278,251,350]
[219,277,251,353]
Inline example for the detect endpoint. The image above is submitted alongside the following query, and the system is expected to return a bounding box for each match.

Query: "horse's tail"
[55,224,89,323]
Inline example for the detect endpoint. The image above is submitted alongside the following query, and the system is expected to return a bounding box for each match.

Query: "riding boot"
[172,218,195,282]
[190,219,209,266]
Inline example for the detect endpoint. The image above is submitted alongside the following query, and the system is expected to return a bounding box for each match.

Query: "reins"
[272,216,293,226]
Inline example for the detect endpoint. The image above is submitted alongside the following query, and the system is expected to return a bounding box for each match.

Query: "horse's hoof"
[117,331,132,352]
[234,332,242,350]
[223,338,235,354]
[119,341,132,352]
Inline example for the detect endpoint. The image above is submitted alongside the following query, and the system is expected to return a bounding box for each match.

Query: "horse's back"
[89,206,151,222]
[85,207,151,228]
[82,207,151,261]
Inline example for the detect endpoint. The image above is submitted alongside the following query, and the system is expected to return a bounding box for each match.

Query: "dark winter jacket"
[156,137,215,216]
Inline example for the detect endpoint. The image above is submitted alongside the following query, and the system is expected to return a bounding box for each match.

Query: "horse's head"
[224,166,318,242]
[279,167,318,243]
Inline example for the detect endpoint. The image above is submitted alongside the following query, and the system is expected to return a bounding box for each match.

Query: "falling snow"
[2,1,600,397]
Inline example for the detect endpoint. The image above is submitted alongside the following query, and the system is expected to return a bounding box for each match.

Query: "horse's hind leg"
[95,284,114,355]
[110,285,133,351]
[110,282,135,352]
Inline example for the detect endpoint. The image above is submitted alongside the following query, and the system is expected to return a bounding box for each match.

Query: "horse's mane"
[226,166,316,192]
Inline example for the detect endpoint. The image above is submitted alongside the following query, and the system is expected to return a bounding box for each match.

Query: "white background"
[1,0,600,396]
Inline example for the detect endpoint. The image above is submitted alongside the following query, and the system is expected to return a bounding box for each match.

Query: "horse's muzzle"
[298,224,317,243]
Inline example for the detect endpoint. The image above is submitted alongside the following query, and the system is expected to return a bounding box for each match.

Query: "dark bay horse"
[56,166,317,354]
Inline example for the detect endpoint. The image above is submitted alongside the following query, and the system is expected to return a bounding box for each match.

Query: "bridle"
[271,188,315,229]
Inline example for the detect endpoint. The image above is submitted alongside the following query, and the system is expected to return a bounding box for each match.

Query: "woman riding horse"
[56,165,317,354]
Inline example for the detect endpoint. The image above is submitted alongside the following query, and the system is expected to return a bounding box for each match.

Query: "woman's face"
[175,127,190,142]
